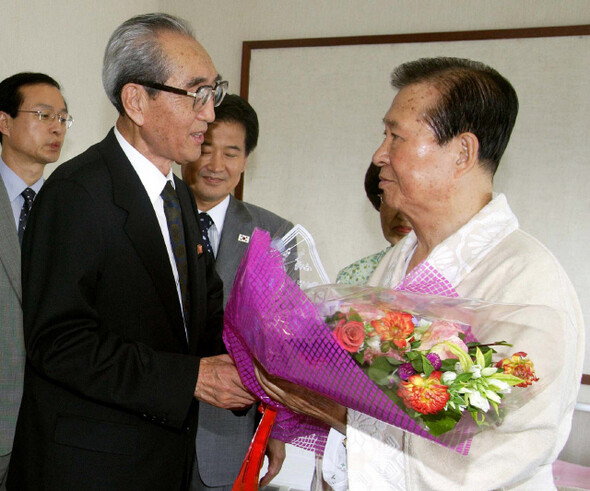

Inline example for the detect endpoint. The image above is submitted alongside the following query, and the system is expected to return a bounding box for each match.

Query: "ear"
[454,132,479,178]
[120,83,147,127]
[0,111,11,138]
[240,155,249,173]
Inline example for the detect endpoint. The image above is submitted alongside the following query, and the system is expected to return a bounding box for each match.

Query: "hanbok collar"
[368,193,519,290]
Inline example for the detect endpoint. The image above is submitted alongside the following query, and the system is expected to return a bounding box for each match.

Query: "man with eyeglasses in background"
[7,13,254,491]
[0,72,71,490]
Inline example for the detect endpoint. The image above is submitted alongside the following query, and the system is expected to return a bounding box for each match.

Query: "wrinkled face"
[182,121,247,211]
[140,32,218,169]
[372,83,458,224]
[0,83,67,166]
[380,202,412,246]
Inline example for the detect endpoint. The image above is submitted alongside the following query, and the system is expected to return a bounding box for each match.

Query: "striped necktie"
[161,182,190,325]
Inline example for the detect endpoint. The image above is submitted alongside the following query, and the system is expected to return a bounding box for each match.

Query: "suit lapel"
[216,197,254,284]
[0,173,21,301]
[98,131,186,344]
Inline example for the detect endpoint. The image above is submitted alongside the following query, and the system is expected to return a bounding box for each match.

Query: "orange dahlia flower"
[397,370,450,414]
[495,351,539,388]
[370,310,415,349]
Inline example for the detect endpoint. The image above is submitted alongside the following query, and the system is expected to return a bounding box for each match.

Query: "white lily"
[441,371,457,384]
[484,389,502,404]
[467,391,490,412]
[487,377,512,393]
[469,365,482,379]
[481,366,498,377]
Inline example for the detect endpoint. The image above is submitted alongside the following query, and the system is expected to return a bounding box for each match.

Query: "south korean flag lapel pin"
[238,234,250,244]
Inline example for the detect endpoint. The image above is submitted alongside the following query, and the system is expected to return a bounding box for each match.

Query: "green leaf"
[475,347,485,368]
[422,355,434,378]
[367,357,393,384]
[484,349,493,367]
[405,351,421,361]
[455,372,474,383]
[386,357,404,366]
[421,411,462,436]
[489,373,525,386]
[348,308,363,322]
[440,358,459,371]
[470,409,486,426]
[381,341,393,353]
[411,357,424,373]
[445,342,473,371]
[490,399,499,416]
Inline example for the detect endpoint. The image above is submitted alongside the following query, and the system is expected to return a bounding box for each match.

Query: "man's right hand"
[194,354,256,409]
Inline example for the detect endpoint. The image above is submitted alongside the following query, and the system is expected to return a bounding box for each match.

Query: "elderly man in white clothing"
[257,57,584,490]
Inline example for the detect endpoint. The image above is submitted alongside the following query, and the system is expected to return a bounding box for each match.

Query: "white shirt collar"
[114,126,174,199]
[199,194,230,237]
[369,193,519,288]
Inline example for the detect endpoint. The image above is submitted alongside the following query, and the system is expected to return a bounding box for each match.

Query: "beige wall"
[2,0,588,169]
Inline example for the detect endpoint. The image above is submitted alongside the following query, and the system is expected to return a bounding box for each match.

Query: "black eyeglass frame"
[135,80,228,111]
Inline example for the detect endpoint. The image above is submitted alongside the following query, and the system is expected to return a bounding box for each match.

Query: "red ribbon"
[232,404,278,491]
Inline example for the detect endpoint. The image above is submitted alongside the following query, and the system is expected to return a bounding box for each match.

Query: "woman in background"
[336,163,412,285]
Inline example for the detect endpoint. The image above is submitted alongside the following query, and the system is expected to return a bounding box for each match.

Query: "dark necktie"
[18,187,36,245]
[198,212,214,256]
[161,182,190,325]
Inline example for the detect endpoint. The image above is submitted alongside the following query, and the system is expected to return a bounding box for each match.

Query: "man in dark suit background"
[7,14,254,491]
[0,72,70,490]
[182,95,292,491]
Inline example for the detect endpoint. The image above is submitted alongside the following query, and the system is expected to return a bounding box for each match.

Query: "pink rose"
[333,319,365,352]
[420,320,468,360]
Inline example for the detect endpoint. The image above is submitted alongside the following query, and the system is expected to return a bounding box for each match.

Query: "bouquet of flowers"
[327,304,538,437]
[224,228,562,458]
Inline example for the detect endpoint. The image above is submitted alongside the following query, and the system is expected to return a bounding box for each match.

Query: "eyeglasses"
[136,80,228,111]
[17,110,74,129]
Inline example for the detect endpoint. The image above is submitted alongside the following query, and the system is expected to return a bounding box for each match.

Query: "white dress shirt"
[113,126,186,327]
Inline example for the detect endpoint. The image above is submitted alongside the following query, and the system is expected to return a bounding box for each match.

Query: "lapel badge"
[197,244,203,255]
[238,234,250,244]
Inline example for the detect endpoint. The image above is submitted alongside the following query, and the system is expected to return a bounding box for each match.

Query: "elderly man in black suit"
[183,95,292,491]
[7,13,254,491]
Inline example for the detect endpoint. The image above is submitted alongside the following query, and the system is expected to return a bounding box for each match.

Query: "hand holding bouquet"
[224,228,562,457]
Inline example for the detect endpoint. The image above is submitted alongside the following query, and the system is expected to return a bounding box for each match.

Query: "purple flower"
[426,352,442,370]
[398,363,416,381]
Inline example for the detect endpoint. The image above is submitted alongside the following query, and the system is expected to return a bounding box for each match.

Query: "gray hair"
[102,13,194,114]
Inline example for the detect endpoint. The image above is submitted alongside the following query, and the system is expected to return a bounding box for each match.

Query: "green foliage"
[440,358,459,371]
[421,410,462,436]
[367,357,393,385]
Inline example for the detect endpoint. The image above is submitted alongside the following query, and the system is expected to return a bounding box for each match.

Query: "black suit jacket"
[8,130,224,491]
